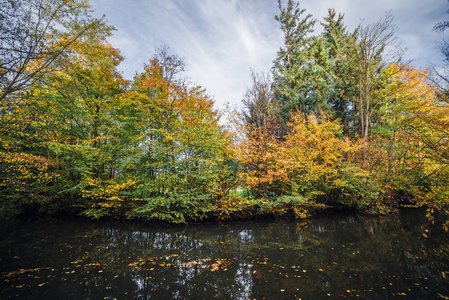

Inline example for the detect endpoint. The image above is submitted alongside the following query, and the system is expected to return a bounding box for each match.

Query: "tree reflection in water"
[1,209,448,299]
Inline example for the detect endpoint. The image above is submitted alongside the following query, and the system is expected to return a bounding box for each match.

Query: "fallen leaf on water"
[437,293,449,299]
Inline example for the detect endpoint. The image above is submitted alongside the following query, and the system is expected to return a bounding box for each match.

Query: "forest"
[1,0,448,225]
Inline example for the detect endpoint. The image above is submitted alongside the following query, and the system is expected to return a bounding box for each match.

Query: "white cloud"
[91,0,447,109]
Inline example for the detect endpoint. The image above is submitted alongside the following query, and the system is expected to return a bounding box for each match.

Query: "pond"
[1,209,448,299]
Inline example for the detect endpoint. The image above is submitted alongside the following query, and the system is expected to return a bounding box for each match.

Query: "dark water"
[1,209,448,299]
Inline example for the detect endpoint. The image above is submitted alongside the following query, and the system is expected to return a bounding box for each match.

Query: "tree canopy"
[1,0,448,224]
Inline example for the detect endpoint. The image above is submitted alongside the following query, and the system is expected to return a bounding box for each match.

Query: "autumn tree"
[353,12,402,162]
[378,63,449,206]
[433,0,449,32]
[0,13,129,217]
[0,0,109,102]
[284,114,368,209]
[126,48,235,222]
[243,71,273,130]
[239,71,288,198]
[432,3,449,101]
[42,38,129,215]
[0,0,117,215]
[0,93,58,212]
[238,109,369,215]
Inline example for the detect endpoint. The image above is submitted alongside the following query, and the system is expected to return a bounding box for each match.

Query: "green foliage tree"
[124,48,237,222]
[272,0,317,122]
[0,0,116,216]
[320,9,358,137]
[41,38,130,215]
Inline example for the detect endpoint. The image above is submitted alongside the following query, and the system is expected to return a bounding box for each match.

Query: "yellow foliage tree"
[379,63,449,209]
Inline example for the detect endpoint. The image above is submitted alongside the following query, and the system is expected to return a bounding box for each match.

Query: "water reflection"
[1,209,448,299]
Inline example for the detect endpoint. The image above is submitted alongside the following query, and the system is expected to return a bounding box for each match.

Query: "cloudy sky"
[90,0,448,109]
